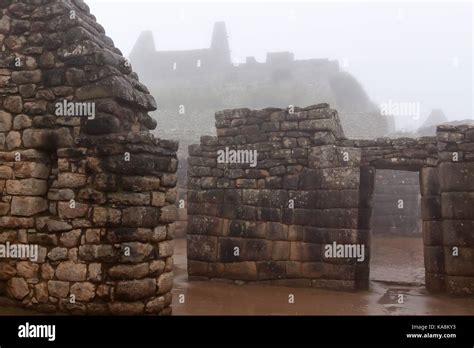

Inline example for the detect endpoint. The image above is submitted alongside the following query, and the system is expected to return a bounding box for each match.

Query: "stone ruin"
[0,0,178,314]
[0,0,472,318]
[187,105,474,295]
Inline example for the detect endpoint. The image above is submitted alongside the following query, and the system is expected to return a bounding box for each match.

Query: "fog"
[88,0,473,131]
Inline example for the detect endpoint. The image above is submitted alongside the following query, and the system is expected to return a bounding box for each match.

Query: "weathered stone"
[3,96,23,113]
[0,262,16,280]
[34,282,49,303]
[11,70,41,84]
[6,178,47,196]
[187,235,217,262]
[92,207,121,226]
[14,161,49,179]
[58,173,87,188]
[48,280,69,298]
[108,192,150,206]
[157,272,173,294]
[13,114,32,130]
[55,262,87,282]
[6,131,21,149]
[70,282,95,302]
[108,263,149,280]
[0,166,12,179]
[116,278,156,301]
[11,196,48,216]
[16,261,39,278]
[145,296,165,313]
[119,242,153,263]
[122,207,160,227]
[78,245,115,262]
[223,262,257,281]
[441,192,474,219]
[439,162,474,192]
[47,219,73,232]
[0,111,12,131]
[47,247,68,261]
[58,201,89,219]
[8,277,29,300]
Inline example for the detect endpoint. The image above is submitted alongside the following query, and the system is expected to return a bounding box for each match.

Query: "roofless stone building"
[187,105,474,295]
[0,0,178,314]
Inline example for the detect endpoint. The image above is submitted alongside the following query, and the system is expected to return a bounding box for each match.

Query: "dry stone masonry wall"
[187,104,370,290]
[187,106,474,295]
[0,0,178,314]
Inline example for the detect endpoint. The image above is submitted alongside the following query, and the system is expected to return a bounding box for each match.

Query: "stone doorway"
[369,169,425,286]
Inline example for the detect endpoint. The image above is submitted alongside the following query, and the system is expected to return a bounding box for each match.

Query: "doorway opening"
[369,169,424,285]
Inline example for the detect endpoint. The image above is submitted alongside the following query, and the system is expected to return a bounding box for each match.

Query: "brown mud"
[172,237,474,315]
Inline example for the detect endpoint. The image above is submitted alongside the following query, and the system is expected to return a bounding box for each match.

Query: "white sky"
[87,0,473,131]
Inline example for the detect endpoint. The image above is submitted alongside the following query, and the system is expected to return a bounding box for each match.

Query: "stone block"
[58,201,89,219]
[272,241,290,260]
[55,262,87,282]
[256,261,286,280]
[116,278,156,301]
[228,220,265,239]
[6,178,47,195]
[58,173,87,188]
[445,275,474,295]
[93,207,121,226]
[425,272,446,293]
[187,260,208,276]
[11,196,48,216]
[421,195,442,220]
[48,280,70,298]
[78,245,116,263]
[157,272,173,294]
[301,262,324,278]
[106,228,152,243]
[243,239,272,260]
[108,263,149,280]
[267,222,288,240]
[424,246,444,273]
[290,242,322,261]
[122,207,160,227]
[187,215,223,236]
[420,167,440,195]
[444,247,474,276]
[422,221,443,246]
[320,168,359,190]
[118,242,154,263]
[70,282,96,302]
[442,220,474,247]
[187,235,217,262]
[441,192,474,219]
[223,262,257,281]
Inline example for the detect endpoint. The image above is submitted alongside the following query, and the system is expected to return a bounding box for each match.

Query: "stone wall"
[187,104,370,290]
[0,0,177,314]
[187,106,473,295]
[434,124,474,294]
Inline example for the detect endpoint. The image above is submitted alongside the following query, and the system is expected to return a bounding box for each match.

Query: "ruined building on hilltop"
[129,21,395,155]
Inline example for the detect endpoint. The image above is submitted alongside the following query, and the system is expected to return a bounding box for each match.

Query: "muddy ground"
[1,235,473,315]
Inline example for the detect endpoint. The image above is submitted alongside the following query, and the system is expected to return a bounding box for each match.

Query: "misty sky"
[88,1,473,131]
